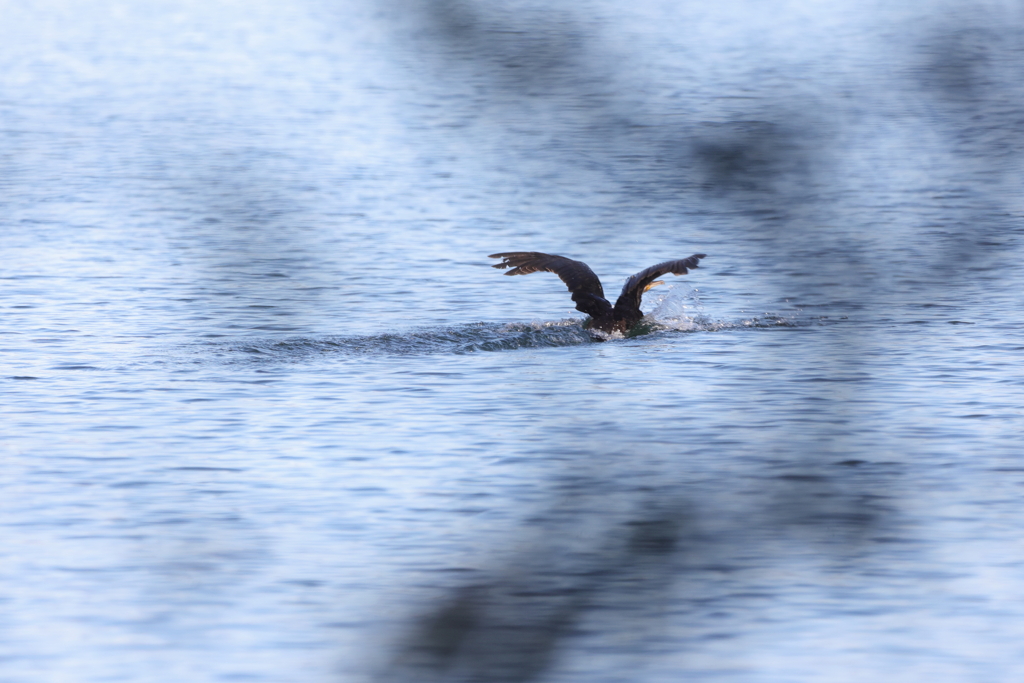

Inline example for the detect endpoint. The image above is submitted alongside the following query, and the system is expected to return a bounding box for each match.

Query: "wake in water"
[195,315,814,367]
[184,287,824,364]
[202,320,596,363]
[184,283,818,364]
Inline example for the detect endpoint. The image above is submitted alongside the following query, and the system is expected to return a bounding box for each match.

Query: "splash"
[643,285,810,333]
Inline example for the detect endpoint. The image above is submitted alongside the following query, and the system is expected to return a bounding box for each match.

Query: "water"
[3,0,1024,681]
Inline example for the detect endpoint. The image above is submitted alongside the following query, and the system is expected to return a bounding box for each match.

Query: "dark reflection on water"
[385,0,840,212]
[380,460,891,683]
[382,501,690,683]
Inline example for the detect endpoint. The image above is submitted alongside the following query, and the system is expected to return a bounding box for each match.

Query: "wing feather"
[489,252,612,319]
[613,254,706,315]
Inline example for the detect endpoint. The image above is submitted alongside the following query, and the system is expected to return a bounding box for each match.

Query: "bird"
[488,252,706,335]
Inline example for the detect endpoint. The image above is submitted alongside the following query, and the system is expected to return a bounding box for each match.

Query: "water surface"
[2,1,1024,682]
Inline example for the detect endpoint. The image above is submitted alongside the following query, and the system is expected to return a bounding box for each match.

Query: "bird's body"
[489,252,706,335]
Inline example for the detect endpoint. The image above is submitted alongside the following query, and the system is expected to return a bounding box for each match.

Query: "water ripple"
[188,314,825,365]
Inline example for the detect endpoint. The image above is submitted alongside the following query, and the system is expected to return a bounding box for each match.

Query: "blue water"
[3,1,1024,681]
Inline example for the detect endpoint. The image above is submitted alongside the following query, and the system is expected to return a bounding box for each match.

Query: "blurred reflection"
[380,497,686,683]
[379,464,886,682]
[390,0,841,205]
[914,11,1024,268]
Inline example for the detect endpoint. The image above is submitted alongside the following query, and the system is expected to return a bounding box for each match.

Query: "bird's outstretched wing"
[489,252,612,319]
[614,254,706,315]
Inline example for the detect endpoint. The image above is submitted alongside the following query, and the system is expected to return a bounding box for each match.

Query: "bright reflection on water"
[2,0,1024,681]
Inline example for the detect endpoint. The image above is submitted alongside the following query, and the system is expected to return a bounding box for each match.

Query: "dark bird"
[489,252,706,335]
